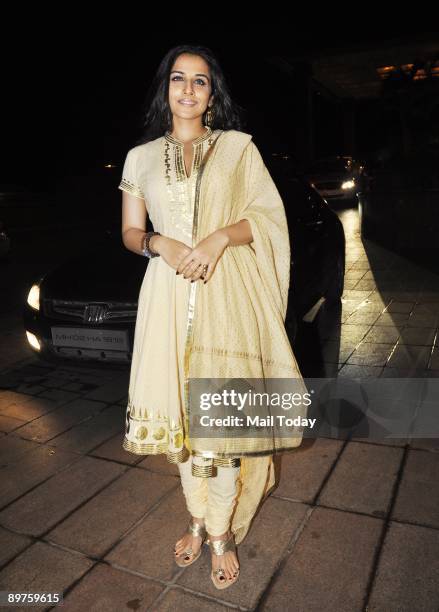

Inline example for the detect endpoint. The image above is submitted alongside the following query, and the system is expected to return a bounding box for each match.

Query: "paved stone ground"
[0,208,438,611]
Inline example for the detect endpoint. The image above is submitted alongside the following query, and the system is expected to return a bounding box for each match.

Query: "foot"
[209,530,240,583]
[174,517,205,565]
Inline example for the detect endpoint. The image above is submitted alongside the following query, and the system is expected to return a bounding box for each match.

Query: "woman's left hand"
[176,229,229,283]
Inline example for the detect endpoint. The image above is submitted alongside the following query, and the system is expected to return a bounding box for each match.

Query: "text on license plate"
[51,327,129,351]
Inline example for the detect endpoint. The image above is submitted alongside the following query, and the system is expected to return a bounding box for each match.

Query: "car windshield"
[305,159,351,174]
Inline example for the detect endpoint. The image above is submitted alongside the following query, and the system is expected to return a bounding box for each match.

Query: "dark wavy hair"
[135,44,246,145]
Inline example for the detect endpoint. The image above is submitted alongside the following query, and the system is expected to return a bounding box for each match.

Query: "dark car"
[265,154,346,339]
[24,238,146,363]
[302,155,361,205]
[23,163,345,364]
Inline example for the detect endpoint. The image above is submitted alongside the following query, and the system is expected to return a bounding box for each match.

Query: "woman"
[119,44,308,589]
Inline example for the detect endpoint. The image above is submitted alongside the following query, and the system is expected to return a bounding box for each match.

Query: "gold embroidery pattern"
[118,178,145,200]
[163,127,214,240]
[183,133,223,456]
[123,396,189,460]
[191,345,295,371]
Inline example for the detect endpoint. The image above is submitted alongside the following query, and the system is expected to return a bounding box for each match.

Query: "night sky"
[2,28,435,193]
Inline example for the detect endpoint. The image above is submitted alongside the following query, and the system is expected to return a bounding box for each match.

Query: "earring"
[205,107,213,127]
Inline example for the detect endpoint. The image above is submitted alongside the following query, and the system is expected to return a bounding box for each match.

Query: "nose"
[183,80,194,95]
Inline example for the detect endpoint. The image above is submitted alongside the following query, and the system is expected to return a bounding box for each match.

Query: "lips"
[179,100,197,106]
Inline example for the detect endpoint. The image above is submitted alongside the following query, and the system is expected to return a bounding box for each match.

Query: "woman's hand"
[152,235,193,271]
[176,229,229,283]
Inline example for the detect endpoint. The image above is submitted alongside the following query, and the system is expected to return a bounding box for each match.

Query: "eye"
[171,76,206,86]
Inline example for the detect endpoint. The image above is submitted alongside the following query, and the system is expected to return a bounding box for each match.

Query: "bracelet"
[142,231,161,258]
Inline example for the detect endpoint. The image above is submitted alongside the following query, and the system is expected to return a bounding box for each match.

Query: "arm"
[121,191,166,255]
[214,219,253,248]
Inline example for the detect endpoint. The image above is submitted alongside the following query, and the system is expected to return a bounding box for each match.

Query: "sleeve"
[118,148,145,200]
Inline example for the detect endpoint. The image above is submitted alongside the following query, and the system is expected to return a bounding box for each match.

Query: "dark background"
[3,28,436,191]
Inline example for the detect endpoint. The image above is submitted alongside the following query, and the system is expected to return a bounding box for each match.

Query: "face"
[168,53,213,124]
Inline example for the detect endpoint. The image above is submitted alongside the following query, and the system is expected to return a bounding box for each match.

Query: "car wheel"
[325,254,345,306]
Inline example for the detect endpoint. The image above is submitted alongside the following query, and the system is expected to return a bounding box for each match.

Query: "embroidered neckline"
[164,126,212,146]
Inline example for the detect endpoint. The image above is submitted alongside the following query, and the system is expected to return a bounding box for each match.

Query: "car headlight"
[27,284,40,311]
[341,179,355,190]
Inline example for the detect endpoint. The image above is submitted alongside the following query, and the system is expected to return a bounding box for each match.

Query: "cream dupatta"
[183,129,308,543]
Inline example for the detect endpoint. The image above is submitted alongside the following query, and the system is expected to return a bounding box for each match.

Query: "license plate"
[51,327,129,351]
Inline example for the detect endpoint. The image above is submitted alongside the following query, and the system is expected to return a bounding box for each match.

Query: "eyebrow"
[170,70,210,81]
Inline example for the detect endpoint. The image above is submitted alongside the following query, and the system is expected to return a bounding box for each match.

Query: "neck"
[169,120,208,144]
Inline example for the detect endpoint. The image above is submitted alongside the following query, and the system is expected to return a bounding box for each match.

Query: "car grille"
[44,300,137,323]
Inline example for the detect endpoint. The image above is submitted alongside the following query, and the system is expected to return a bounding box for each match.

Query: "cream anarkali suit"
[119,126,307,543]
[119,127,219,461]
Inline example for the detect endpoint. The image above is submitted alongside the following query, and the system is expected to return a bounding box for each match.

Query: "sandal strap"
[208,533,236,556]
[188,521,207,539]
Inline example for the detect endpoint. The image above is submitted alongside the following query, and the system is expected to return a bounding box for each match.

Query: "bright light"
[26,331,41,351]
[27,284,40,310]
[341,179,355,190]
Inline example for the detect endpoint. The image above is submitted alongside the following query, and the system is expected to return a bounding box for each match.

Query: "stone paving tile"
[380,366,427,378]
[105,487,190,581]
[90,432,144,465]
[409,438,439,452]
[48,404,124,454]
[398,326,437,346]
[430,347,439,369]
[344,311,381,325]
[138,453,180,477]
[318,441,403,517]
[0,435,39,465]
[391,449,439,528]
[325,324,371,343]
[12,398,107,443]
[48,468,178,557]
[0,391,35,411]
[271,438,343,503]
[0,526,31,566]
[61,563,163,611]
[259,507,383,612]
[0,414,27,433]
[362,325,404,344]
[0,541,93,607]
[320,341,357,363]
[406,313,439,328]
[374,312,411,326]
[82,376,129,403]
[386,301,416,313]
[367,522,439,612]
[338,364,384,378]
[386,345,431,370]
[36,388,80,404]
[0,444,81,508]
[152,588,233,611]
[0,395,60,421]
[346,343,394,367]
[177,496,309,609]
[0,456,126,536]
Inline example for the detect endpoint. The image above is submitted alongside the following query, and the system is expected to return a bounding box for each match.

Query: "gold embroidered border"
[192,462,217,478]
[192,444,302,459]
[118,179,145,200]
[191,344,295,371]
[183,133,223,431]
[122,437,190,462]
